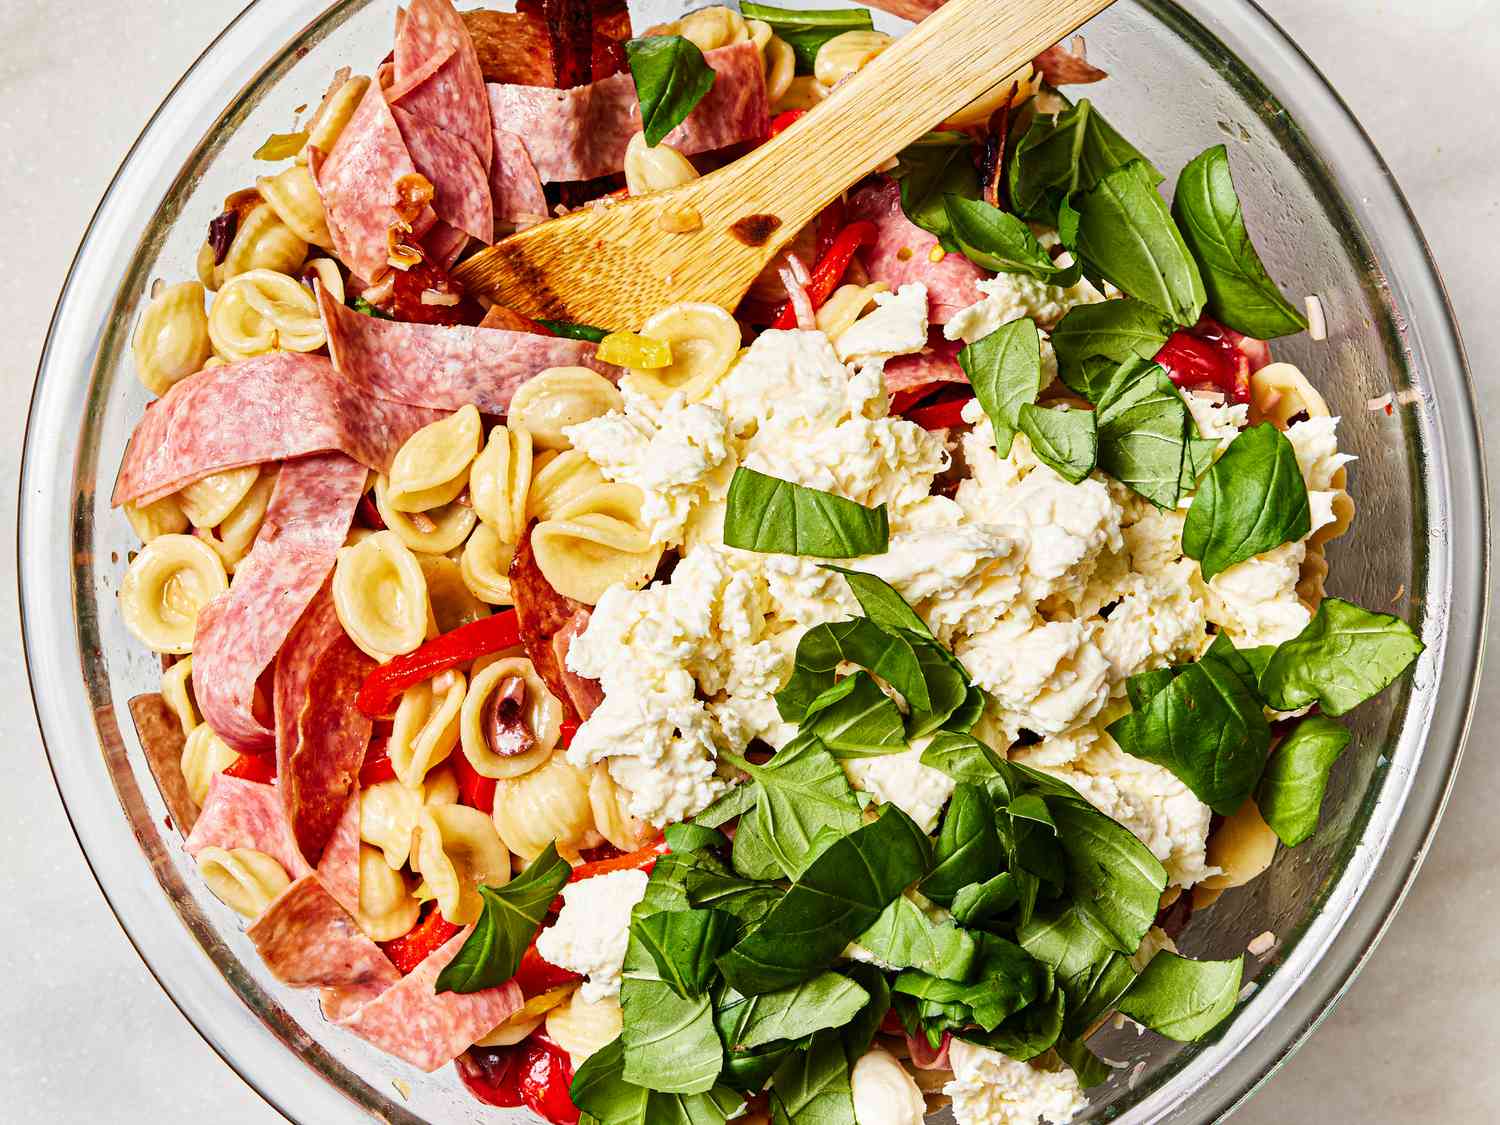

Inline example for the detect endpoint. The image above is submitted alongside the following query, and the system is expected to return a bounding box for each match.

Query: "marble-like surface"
[0,1,1493,1121]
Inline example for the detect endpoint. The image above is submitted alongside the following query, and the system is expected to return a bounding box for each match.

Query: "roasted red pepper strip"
[381,906,463,975]
[224,752,277,784]
[905,393,976,431]
[771,220,878,329]
[357,611,521,717]
[451,744,497,814]
[815,197,848,261]
[767,108,805,138]
[359,736,397,787]
[510,938,583,996]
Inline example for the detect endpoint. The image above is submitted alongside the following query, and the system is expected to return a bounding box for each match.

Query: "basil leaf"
[740,3,873,74]
[625,36,717,147]
[1018,404,1097,483]
[893,139,980,250]
[678,856,783,931]
[717,973,869,1052]
[921,783,1003,905]
[951,871,1025,928]
[350,296,393,319]
[958,984,1065,1061]
[1125,667,1173,710]
[694,781,759,829]
[1107,634,1272,815]
[1257,714,1351,847]
[1183,423,1311,579]
[894,934,1048,1031]
[1017,904,1136,1039]
[434,842,570,994]
[1259,597,1425,716]
[1173,145,1307,339]
[1008,98,1160,224]
[800,672,908,758]
[723,738,864,880]
[1076,160,1205,326]
[718,806,931,995]
[919,730,1020,801]
[537,318,610,342]
[571,1039,744,1125]
[768,1028,856,1124]
[781,619,931,718]
[723,467,889,558]
[1116,951,1243,1042]
[731,811,789,881]
[665,823,729,854]
[840,963,892,1060]
[1046,798,1167,953]
[853,895,977,980]
[943,196,1082,285]
[1094,361,1192,508]
[961,315,1043,457]
[1055,1038,1113,1089]
[620,943,724,1093]
[634,908,736,999]
[1180,433,1220,493]
[822,565,931,636]
[1052,298,1173,399]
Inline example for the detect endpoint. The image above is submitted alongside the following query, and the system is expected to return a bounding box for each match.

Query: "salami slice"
[462,9,555,87]
[336,928,524,1071]
[129,691,199,834]
[318,284,617,413]
[274,584,375,866]
[1033,41,1108,85]
[551,609,603,719]
[316,794,363,919]
[247,874,399,989]
[490,129,548,226]
[486,41,768,183]
[192,452,367,753]
[393,106,492,244]
[510,526,590,724]
[390,0,493,174]
[862,0,943,19]
[423,220,470,270]
[111,353,439,507]
[185,773,311,881]
[882,333,968,392]
[846,178,988,324]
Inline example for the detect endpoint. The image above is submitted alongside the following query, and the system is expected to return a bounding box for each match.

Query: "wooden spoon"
[453,0,1114,326]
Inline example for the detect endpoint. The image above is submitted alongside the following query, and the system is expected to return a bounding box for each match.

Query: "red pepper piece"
[224,753,277,784]
[359,736,397,787]
[905,392,976,431]
[357,611,521,717]
[518,1036,579,1125]
[771,220,878,329]
[558,717,580,747]
[457,1043,527,1107]
[450,744,497,814]
[814,197,848,261]
[1155,315,1264,405]
[767,108,805,138]
[380,906,463,975]
[511,937,583,997]
[392,258,483,326]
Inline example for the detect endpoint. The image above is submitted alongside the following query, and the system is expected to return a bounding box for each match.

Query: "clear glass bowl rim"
[18,0,1488,1122]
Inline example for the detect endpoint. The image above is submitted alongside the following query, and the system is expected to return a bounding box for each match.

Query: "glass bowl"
[19,0,1487,1121]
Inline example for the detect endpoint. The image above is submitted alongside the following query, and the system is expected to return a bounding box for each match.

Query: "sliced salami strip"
[185,773,311,881]
[490,129,548,226]
[336,928,524,1071]
[487,40,768,183]
[318,283,618,413]
[1033,41,1108,86]
[111,353,440,507]
[274,584,375,866]
[862,0,943,19]
[551,609,603,720]
[247,874,399,990]
[390,0,493,174]
[423,220,470,270]
[882,333,968,392]
[462,9,555,87]
[846,177,987,324]
[320,979,393,1023]
[316,795,363,919]
[313,77,437,283]
[129,691,198,834]
[510,526,591,723]
[192,453,367,753]
[393,106,492,244]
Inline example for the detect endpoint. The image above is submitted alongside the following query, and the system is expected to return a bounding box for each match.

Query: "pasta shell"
[413,804,511,925]
[217,203,308,286]
[762,34,796,104]
[623,133,700,197]
[120,533,229,654]
[180,722,238,805]
[256,163,333,249]
[208,268,324,360]
[360,778,426,869]
[625,303,741,405]
[198,469,278,573]
[333,529,430,660]
[507,368,623,450]
[124,493,190,542]
[490,751,596,861]
[813,30,892,88]
[387,405,483,513]
[470,423,534,539]
[460,657,561,779]
[476,985,575,1047]
[816,282,889,342]
[133,279,212,396]
[374,474,479,554]
[460,523,515,605]
[546,992,623,1065]
[530,483,663,605]
[1192,797,1279,910]
[526,449,608,524]
[419,553,490,634]
[160,657,199,737]
[389,669,466,786]
[196,846,290,919]
[303,74,371,162]
[178,465,260,529]
[354,844,421,940]
[588,764,654,852]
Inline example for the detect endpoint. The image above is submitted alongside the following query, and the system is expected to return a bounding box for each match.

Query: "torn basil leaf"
[723,467,889,558]
[716,972,870,1052]
[1017,904,1137,1039]
[1183,422,1311,580]
[633,908,736,998]
[1019,404,1097,483]
[722,738,864,881]
[800,672,908,758]
[570,1039,745,1125]
[1052,298,1174,400]
[853,895,977,980]
[1094,360,1193,509]
[893,934,1049,1031]
[961,315,1043,457]
[943,195,1083,285]
[768,1028,857,1124]
[1045,797,1167,954]
[1008,97,1159,225]
[894,138,980,250]
[434,843,570,994]
[740,2,873,73]
[1116,951,1244,1042]
[1257,714,1351,847]
[921,783,1003,905]
[625,35,717,147]
[1258,597,1425,716]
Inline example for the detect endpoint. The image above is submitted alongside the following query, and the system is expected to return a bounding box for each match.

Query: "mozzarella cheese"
[536,868,648,1004]
[851,1048,928,1125]
[942,270,1105,341]
[843,744,957,833]
[835,282,930,363]
[1096,566,1209,683]
[1185,390,1250,456]
[944,1039,1087,1125]
[959,612,1111,740]
[851,525,1025,642]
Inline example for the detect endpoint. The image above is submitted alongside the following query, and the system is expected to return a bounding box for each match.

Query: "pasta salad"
[113,1,1423,1123]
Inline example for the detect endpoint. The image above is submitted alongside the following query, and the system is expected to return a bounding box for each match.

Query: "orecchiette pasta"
[133,280,212,396]
[490,750,597,861]
[386,405,482,513]
[120,533,229,653]
[526,449,609,523]
[196,846,291,918]
[650,5,748,49]
[470,423,534,540]
[180,722,238,805]
[816,282,889,341]
[460,523,515,606]
[587,764,654,852]
[197,468,277,573]
[303,257,345,305]
[216,203,308,287]
[460,657,561,779]
[302,74,371,163]
[475,985,575,1048]
[374,474,479,554]
[623,132,700,197]
[333,529,430,660]
[354,844,421,940]
[761,32,795,105]
[161,656,199,736]
[419,553,489,634]
[774,76,830,113]
[178,465,260,529]
[507,368,623,450]
[624,303,741,405]
[388,669,466,785]
[813,29,893,88]
[545,992,623,1065]
[530,483,663,605]
[124,493,190,542]
[208,268,324,360]
[255,163,333,249]
[413,804,511,925]
[360,767,458,869]
[1192,797,1279,910]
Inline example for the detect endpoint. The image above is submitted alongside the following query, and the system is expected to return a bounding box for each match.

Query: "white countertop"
[1,1,1494,1121]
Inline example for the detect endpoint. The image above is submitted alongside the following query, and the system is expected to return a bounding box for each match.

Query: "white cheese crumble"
[942,270,1105,341]
[851,525,1025,643]
[843,743,957,833]
[851,1048,927,1125]
[958,612,1111,740]
[943,1038,1087,1125]
[835,282,930,363]
[536,868,648,1004]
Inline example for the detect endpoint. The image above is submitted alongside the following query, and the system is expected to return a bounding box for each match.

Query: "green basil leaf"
[839,963,892,1060]
[961,315,1043,457]
[694,781,759,829]
[1173,144,1307,339]
[1008,98,1160,224]
[1180,433,1220,493]
[768,1028,857,1124]
[571,1039,744,1125]
[1116,951,1243,1042]
[1256,714,1352,847]
[1052,299,1173,399]
[625,36,717,147]
[716,972,869,1052]
[1018,404,1097,483]
[853,895,977,980]
[894,934,1049,1032]
[951,871,1025,928]
[1125,667,1173,710]
[1239,644,1277,682]
[350,296,393,319]
[821,566,933,637]
[723,738,864,880]
[1017,904,1136,1039]
[1259,597,1425,716]
[957,984,1065,1061]
[782,619,931,717]
[620,935,724,1093]
[1107,634,1272,815]
[723,467,889,558]
[1055,1037,1114,1089]
[678,855,783,931]
[893,139,980,250]
[1183,423,1311,580]
[1094,361,1192,508]
[921,783,1003,905]
[800,672,908,758]
[665,823,729,854]
[731,810,789,881]
[1045,798,1167,953]
[919,730,1020,801]
[740,3,873,74]
[718,807,931,995]
[943,195,1082,285]
[537,318,610,342]
[1076,160,1205,326]
[434,842,570,994]
[633,908,736,998]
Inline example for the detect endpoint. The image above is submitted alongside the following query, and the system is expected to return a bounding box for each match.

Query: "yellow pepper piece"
[253,131,309,161]
[597,330,673,369]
